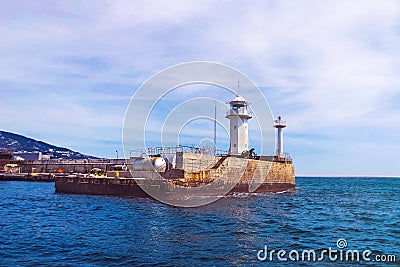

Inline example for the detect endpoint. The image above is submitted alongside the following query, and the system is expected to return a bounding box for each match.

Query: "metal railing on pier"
[130,145,229,158]
[273,151,293,163]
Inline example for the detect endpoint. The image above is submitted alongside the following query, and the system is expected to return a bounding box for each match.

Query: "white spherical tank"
[153,157,166,172]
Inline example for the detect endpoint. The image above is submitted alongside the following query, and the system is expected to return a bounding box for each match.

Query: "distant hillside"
[0,131,97,160]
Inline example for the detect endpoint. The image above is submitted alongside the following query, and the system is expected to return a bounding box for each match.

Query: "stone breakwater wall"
[175,152,295,189]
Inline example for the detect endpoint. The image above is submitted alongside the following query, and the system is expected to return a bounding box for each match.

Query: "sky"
[0,0,399,176]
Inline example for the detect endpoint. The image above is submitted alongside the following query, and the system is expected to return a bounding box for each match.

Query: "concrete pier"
[0,173,55,182]
[7,159,127,174]
[55,152,295,197]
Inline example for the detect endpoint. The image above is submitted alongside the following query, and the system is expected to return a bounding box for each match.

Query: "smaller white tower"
[274,116,286,158]
[226,95,252,155]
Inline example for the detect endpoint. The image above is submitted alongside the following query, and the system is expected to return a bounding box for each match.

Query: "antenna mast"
[214,101,217,155]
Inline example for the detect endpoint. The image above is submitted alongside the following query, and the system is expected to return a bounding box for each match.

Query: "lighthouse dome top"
[229,94,249,105]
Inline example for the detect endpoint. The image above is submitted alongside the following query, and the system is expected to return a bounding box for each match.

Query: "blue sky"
[1,1,399,176]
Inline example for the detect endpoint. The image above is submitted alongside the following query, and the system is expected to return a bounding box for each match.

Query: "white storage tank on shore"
[132,157,166,172]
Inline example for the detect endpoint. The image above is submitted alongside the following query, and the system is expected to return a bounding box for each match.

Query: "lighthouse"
[274,116,286,158]
[226,94,252,155]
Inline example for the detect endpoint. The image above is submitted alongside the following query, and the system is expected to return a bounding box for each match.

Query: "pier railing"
[130,145,229,158]
[273,151,292,163]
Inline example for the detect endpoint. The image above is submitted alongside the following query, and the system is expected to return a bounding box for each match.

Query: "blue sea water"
[0,177,399,266]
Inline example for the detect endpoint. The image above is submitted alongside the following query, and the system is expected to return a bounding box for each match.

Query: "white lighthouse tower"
[274,116,286,159]
[226,94,252,155]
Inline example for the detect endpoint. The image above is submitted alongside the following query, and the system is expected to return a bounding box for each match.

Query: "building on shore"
[0,152,12,172]
[12,152,50,161]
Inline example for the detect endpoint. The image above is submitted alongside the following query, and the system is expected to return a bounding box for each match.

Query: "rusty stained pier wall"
[230,160,295,193]
[171,153,295,190]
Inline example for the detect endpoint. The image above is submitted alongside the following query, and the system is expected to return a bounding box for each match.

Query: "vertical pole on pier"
[214,101,217,155]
